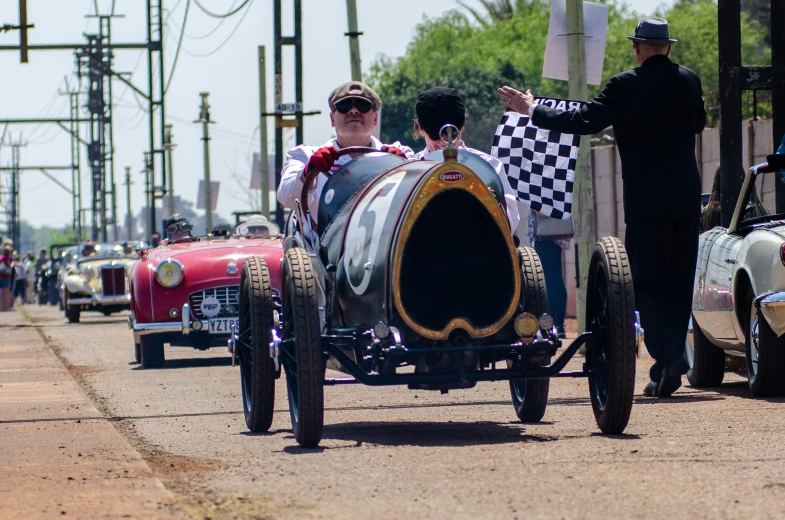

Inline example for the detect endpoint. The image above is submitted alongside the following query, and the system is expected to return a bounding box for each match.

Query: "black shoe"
[657,357,690,397]
[643,380,659,397]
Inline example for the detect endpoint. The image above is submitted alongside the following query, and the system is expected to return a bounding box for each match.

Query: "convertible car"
[233,127,641,447]
[688,153,785,396]
[61,242,137,323]
[128,232,283,368]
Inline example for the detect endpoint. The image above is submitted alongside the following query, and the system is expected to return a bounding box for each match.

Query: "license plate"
[208,317,238,335]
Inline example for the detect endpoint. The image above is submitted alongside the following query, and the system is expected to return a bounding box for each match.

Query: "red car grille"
[101,266,126,296]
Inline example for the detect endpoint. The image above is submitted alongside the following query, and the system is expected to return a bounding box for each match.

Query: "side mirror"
[137,248,149,258]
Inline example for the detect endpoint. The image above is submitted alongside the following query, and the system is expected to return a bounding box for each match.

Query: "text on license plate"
[208,317,238,334]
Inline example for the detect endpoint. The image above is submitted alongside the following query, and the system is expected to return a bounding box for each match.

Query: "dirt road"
[3,304,785,519]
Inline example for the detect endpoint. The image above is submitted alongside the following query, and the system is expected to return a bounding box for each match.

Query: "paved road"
[6,304,785,519]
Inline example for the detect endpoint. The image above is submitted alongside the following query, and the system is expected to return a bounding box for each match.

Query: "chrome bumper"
[68,293,131,306]
[129,303,213,342]
[755,291,785,337]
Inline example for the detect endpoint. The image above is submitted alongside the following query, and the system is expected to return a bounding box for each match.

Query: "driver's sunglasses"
[334,98,374,114]
[167,222,192,234]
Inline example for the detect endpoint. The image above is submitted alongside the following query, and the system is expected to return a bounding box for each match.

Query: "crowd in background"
[0,240,48,311]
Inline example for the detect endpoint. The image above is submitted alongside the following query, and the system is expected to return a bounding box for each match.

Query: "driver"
[164,213,193,241]
[413,86,519,233]
[278,81,415,217]
[236,215,280,237]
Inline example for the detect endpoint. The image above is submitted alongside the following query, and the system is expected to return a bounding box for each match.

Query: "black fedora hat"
[626,17,677,46]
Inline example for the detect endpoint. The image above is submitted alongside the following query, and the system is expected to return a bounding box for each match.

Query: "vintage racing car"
[688,153,785,396]
[234,130,640,447]
[128,232,283,368]
[61,242,137,323]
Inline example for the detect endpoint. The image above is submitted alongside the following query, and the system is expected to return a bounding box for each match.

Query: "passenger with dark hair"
[412,86,519,233]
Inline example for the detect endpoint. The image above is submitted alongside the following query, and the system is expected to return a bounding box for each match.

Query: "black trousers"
[625,215,699,381]
[534,240,567,330]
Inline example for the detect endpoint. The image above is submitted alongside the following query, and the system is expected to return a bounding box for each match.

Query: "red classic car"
[128,234,283,368]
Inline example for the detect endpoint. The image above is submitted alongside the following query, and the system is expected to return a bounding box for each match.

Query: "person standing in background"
[527,212,569,338]
[0,246,12,311]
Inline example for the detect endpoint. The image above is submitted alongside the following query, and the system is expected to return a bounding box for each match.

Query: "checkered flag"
[491,101,583,219]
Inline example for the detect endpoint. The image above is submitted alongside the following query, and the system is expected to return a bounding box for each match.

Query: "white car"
[688,153,785,396]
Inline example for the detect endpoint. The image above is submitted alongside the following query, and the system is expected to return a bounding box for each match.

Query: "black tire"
[686,314,725,387]
[65,296,81,324]
[140,335,165,368]
[134,342,141,364]
[746,295,785,397]
[281,247,324,448]
[238,256,276,433]
[585,237,636,435]
[508,246,550,423]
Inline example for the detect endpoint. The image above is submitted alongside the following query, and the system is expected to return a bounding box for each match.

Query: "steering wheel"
[298,146,376,233]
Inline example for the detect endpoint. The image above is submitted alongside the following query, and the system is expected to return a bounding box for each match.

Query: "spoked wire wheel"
[280,247,324,448]
[508,246,550,423]
[585,237,636,434]
[238,256,276,432]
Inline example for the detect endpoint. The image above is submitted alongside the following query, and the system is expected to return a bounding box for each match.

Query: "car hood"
[145,237,283,272]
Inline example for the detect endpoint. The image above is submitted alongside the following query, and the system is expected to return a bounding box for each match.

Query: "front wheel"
[281,247,324,448]
[140,335,165,368]
[134,342,141,364]
[585,237,636,434]
[509,247,550,423]
[238,256,276,432]
[746,296,785,397]
[65,296,81,323]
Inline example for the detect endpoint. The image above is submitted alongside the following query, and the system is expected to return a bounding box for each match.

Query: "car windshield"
[737,169,785,229]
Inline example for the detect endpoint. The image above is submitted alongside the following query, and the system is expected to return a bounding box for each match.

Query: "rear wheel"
[238,256,276,432]
[281,247,324,448]
[746,296,785,396]
[508,247,550,423]
[140,335,165,368]
[585,237,636,434]
[686,314,725,387]
[134,342,141,364]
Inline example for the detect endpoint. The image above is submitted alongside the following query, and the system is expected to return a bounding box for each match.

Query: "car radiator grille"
[100,266,126,296]
[189,285,241,319]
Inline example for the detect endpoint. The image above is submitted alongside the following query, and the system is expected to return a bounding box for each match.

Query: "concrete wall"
[556,118,776,318]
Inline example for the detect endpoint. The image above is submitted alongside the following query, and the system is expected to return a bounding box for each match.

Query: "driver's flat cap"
[328,81,381,111]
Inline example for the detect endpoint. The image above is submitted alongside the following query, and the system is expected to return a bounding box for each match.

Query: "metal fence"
[704,89,774,127]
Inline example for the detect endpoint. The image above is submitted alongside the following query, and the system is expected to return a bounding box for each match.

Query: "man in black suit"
[497,17,706,397]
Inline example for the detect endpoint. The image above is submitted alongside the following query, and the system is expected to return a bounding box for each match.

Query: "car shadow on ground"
[697,381,785,403]
[632,392,726,405]
[131,357,233,370]
[313,420,558,449]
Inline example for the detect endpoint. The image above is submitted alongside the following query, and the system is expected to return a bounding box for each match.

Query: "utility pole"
[258,45,269,218]
[566,0,595,332]
[163,124,175,217]
[271,0,320,227]
[142,152,152,240]
[124,166,132,240]
[196,92,214,233]
[345,0,362,81]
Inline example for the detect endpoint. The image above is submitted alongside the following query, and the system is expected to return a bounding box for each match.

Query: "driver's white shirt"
[278,137,414,218]
[414,145,520,233]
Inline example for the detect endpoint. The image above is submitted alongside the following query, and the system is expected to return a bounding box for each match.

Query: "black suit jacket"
[531,54,706,221]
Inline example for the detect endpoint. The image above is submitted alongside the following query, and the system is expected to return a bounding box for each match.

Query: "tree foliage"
[367,0,770,152]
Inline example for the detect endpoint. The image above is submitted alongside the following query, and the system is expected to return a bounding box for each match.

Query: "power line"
[193,0,252,18]
[164,0,190,94]
[168,0,240,40]
[178,0,254,58]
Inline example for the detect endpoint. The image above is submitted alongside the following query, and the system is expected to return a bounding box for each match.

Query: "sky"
[0,0,675,231]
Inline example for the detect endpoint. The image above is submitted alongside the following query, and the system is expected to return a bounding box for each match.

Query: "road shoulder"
[0,308,178,519]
